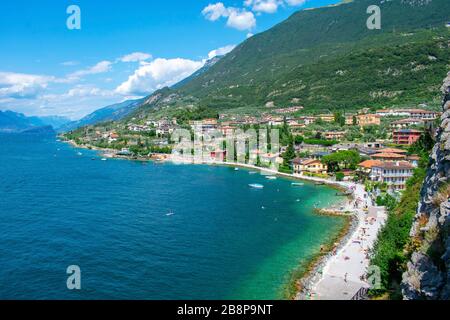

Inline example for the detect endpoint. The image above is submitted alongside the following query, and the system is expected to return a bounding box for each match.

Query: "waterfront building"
[358,159,383,175]
[292,158,328,175]
[369,161,414,191]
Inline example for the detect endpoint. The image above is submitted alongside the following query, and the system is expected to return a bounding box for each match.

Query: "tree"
[322,150,361,172]
[294,135,304,145]
[334,112,345,127]
[283,139,296,164]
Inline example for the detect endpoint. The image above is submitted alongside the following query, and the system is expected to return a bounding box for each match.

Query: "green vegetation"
[303,138,338,146]
[335,172,345,182]
[322,150,361,172]
[172,106,219,125]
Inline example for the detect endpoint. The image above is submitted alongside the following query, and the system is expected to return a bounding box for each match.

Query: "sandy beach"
[297,183,387,300]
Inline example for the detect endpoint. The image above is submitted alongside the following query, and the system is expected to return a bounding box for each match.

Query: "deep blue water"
[0,133,345,300]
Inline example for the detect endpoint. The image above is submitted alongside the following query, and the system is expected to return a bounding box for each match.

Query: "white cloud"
[202,2,229,21]
[116,58,204,96]
[285,0,306,6]
[244,0,280,14]
[202,3,256,31]
[202,0,308,31]
[119,52,152,63]
[0,72,55,99]
[226,8,256,30]
[208,45,236,59]
[66,85,114,98]
[69,60,113,79]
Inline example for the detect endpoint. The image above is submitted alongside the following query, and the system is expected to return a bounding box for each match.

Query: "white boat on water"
[101,158,107,161]
[266,176,277,180]
[292,182,304,186]
[249,183,264,189]
[77,152,83,156]
[234,168,239,171]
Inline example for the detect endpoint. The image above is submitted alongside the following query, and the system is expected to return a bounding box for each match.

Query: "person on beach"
[344,273,348,283]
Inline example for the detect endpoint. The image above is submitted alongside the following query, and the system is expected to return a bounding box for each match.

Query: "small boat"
[249,183,264,189]
[292,182,304,186]
[77,152,83,156]
[166,212,175,216]
[234,168,239,171]
[101,158,107,161]
[249,171,257,175]
[266,176,277,180]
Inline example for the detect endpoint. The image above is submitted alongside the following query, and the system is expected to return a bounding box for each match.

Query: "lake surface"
[0,133,346,299]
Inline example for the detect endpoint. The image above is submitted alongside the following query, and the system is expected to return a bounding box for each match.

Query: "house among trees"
[356,114,381,126]
[324,131,346,140]
[292,158,328,175]
[390,118,425,129]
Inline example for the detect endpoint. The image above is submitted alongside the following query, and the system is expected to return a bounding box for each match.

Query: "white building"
[369,161,414,191]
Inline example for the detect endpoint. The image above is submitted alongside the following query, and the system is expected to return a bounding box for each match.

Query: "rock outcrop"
[402,72,450,300]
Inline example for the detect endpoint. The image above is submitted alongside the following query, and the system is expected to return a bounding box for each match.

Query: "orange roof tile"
[379,148,408,154]
[372,153,406,159]
[358,160,383,169]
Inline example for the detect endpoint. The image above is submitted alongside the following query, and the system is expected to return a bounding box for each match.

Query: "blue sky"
[0,0,339,119]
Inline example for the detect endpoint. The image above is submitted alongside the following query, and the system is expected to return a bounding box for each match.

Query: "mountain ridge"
[58,98,145,132]
[0,110,67,133]
[125,0,449,119]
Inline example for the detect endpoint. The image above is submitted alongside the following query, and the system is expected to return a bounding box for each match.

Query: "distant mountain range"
[0,110,71,134]
[57,98,145,132]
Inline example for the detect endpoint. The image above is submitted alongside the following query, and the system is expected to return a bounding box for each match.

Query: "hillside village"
[64,105,440,194]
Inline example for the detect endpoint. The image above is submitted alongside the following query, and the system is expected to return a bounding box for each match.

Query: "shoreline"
[62,139,368,300]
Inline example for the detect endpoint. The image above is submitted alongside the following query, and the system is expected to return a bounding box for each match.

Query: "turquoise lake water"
[0,133,346,300]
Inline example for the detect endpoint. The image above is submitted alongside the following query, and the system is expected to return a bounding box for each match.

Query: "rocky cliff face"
[402,72,450,300]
